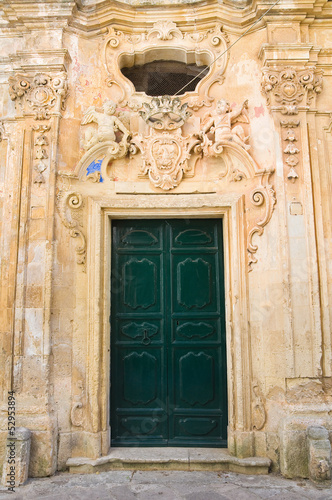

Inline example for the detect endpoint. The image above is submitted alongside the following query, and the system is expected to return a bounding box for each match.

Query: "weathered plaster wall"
[0,0,331,480]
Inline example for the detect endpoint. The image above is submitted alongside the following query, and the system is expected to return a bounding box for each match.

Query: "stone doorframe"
[84,192,253,459]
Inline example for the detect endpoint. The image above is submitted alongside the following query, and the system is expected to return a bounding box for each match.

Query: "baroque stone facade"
[0,0,332,482]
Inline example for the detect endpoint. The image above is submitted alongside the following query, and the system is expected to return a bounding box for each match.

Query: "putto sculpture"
[201,98,250,153]
[81,99,130,150]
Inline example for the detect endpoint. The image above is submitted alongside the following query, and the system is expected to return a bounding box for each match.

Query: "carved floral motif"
[32,124,50,184]
[280,119,300,182]
[9,72,68,120]
[261,66,323,114]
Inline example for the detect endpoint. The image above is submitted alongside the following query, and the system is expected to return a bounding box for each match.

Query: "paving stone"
[185,491,231,500]
[107,485,137,500]
[0,471,330,500]
[136,485,181,499]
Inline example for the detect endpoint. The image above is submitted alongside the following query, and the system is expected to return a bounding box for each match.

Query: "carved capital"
[261,66,323,114]
[9,72,68,120]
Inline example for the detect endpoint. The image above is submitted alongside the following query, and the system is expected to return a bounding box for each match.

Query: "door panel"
[111,219,227,446]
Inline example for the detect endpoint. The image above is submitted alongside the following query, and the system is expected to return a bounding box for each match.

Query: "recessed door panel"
[111,218,227,446]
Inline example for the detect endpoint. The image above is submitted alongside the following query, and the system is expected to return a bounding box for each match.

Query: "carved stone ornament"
[104,21,229,105]
[32,125,50,184]
[280,120,301,182]
[56,191,86,265]
[70,380,84,427]
[74,96,276,271]
[9,72,68,120]
[77,99,132,182]
[252,381,267,431]
[139,96,191,131]
[261,66,323,114]
[132,97,200,190]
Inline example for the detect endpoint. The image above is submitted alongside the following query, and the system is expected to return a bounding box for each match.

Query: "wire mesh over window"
[121,60,209,96]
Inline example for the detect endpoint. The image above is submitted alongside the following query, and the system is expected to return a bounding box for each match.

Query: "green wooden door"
[110,219,227,447]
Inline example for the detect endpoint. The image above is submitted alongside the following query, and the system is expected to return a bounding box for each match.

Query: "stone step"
[67,448,271,475]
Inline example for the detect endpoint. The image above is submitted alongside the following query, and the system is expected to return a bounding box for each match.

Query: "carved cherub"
[202,98,250,151]
[81,100,130,150]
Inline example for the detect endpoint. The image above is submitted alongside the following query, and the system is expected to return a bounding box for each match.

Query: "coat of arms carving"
[132,97,200,190]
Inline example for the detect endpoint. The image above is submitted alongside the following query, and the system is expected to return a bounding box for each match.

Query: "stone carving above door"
[104,21,229,105]
[72,95,276,271]
[132,97,200,190]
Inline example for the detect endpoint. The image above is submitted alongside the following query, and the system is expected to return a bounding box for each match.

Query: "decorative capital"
[139,96,192,131]
[261,66,323,114]
[9,72,68,120]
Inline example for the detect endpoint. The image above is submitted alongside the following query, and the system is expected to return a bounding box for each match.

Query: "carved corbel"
[9,72,68,120]
[57,191,86,265]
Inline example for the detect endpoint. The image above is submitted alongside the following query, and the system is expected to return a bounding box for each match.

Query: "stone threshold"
[66,448,271,475]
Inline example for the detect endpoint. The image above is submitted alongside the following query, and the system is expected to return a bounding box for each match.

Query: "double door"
[110,218,227,446]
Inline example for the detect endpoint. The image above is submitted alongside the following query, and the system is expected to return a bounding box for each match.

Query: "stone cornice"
[1,0,331,35]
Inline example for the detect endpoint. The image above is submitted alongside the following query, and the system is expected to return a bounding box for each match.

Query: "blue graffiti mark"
[86,159,103,182]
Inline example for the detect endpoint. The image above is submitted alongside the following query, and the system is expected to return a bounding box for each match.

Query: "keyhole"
[142,329,151,345]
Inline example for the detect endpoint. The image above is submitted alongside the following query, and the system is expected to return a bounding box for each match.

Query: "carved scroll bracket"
[57,190,86,266]
[247,175,276,272]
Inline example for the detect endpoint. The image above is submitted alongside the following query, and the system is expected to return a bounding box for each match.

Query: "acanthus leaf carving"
[9,72,68,120]
[261,66,323,115]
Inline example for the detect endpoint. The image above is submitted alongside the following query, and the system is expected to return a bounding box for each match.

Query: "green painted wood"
[111,219,227,447]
